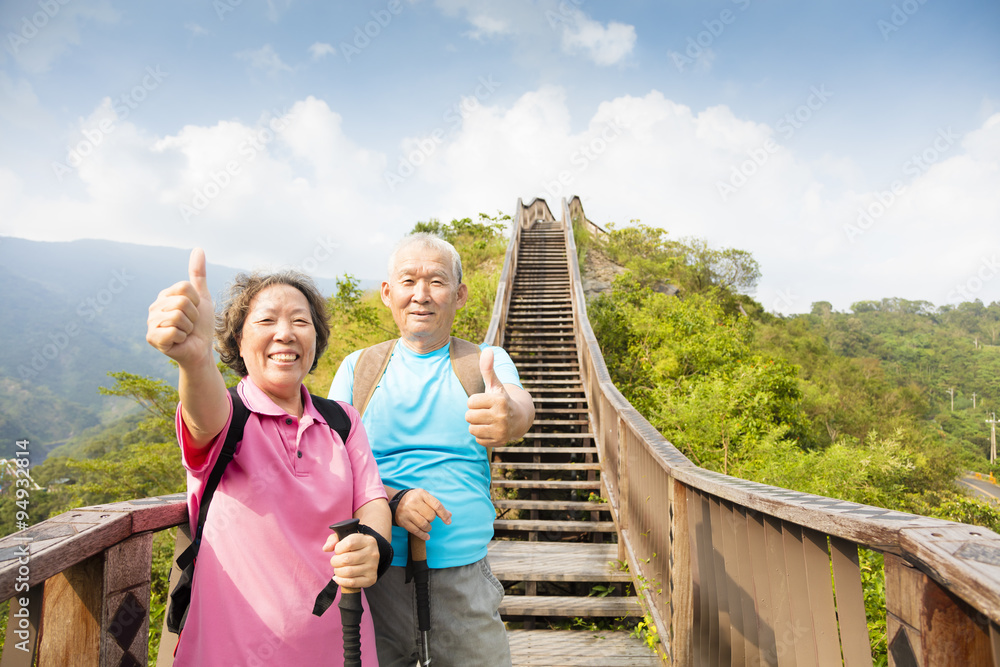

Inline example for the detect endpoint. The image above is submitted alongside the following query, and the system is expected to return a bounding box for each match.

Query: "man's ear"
[380,281,391,306]
[456,283,469,308]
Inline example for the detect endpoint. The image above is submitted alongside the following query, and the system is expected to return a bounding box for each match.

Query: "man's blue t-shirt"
[328,340,522,569]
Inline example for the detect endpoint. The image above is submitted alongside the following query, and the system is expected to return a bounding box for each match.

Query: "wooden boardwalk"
[491,219,661,666]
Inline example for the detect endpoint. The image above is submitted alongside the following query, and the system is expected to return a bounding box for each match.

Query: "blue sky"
[1,0,998,313]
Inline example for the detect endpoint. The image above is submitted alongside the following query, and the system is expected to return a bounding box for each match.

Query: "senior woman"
[146,248,390,665]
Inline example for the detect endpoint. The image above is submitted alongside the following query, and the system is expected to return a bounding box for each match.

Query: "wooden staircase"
[487,220,661,665]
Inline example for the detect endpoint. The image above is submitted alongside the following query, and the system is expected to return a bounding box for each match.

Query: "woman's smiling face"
[238,283,316,410]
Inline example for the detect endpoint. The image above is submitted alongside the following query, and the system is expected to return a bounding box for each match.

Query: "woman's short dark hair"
[216,270,330,377]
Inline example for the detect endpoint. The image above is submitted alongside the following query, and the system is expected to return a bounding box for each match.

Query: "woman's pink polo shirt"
[173,377,386,666]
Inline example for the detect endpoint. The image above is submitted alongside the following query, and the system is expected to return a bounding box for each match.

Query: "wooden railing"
[5,195,1000,665]
[0,494,186,665]
[561,196,1000,665]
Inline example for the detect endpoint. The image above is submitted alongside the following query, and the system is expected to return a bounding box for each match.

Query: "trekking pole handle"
[331,518,362,594]
[330,518,363,667]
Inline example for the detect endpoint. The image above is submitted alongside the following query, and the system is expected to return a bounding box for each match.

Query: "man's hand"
[146,248,215,368]
[394,489,452,541]
[466,348,533,447]
[323,533,380,590]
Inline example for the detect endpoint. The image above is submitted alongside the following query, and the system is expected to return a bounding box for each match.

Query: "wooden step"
[489,542,626,583]
[496,446,595,454]
[493,462,600,472]
[493,499,607,512]
[495,519,616,533]
[493,479,601,490]
[500,595,641,618]
[507,630,661,666]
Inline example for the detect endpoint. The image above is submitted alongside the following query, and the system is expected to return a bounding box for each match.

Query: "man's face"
[381,245,467,352]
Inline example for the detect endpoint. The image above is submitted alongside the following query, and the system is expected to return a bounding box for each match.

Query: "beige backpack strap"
[449,336,497,469]
[352,339,398,418]
[449,336,485,398]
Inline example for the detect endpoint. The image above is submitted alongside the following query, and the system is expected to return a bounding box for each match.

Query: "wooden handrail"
[0,494,186,664]
[560,195,1000,665]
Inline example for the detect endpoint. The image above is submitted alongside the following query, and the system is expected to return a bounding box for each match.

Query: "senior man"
[328,232,534,667]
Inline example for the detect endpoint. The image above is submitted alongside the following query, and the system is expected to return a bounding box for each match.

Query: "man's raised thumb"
[480,348,504,394]
[188,247,209,295]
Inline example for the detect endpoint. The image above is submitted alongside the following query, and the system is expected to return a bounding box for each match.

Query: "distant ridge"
[0,236,363,459]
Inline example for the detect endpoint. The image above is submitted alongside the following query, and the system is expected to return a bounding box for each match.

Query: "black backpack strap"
[176,386,249,570]
[309,394,353,444]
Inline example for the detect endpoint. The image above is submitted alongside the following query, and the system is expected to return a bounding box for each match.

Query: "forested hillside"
[578,219,1000,662]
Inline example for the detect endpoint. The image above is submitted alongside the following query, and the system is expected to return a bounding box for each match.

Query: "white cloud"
[236,44,294,76]
[309,42,337,60]
[3,0,119,74]
[3,90,997,313]
[433,0,636,66]
[184,22,209,37]
[559,14,636,66]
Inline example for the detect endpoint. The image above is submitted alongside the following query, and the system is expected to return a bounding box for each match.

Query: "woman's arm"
[146,248,228,448]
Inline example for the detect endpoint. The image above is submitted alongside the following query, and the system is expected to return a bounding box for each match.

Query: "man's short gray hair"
[387,233,464,284]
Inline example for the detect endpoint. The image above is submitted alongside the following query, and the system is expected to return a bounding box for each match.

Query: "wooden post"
[1,583,44,667]
[884,553,993,666]
[670,479,692,666]
[35,532,153,667]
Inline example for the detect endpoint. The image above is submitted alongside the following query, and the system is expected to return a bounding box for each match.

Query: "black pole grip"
[330,518,363,667]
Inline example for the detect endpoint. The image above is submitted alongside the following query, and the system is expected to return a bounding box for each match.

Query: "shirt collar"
[237,377,323,423]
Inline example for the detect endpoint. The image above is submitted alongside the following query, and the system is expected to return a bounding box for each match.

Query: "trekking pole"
[410,536,432,666]
[331,518,364,667]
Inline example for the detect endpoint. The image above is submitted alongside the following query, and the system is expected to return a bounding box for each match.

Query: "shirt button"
[285,418,293,425]
[297,451,302,458]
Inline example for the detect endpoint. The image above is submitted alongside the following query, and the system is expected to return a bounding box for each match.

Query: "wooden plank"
[1,583,44,667]
[671,479,692,667]
[0,510,131,599]
[734,506,760,667]
[506,630,661,666]
[885,552,993,667]
[765,516,795,667]
[492,480,601,490]
[494,520,616,533]
[500,595,642,617]
[492,462,601,471]
[710,496,730,666]
[801,528,840,666]
[488,542,629,582]
[493,500,608,512]
[782,523,819,667]
[101,532,153,666]
[748,511,778,667]
[829,537,873,667]
[721,500,745,666]
[37,554,102,667]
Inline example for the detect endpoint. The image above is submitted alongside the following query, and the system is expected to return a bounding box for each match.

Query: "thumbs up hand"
[146,248,216,367]
[466,348,515,448]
